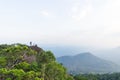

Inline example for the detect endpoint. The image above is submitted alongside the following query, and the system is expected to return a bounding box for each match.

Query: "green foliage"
[0,57,7,67]
[15,62,30,71]
[0,43,73,80]
[74,73,120,80]
[0,68,42,80]
[74,75,88,80]
[0,44,37,69]
[36,51,55,66]
[45,62,66,80]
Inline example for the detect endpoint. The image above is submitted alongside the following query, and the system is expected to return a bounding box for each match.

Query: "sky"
[0,0,120,49]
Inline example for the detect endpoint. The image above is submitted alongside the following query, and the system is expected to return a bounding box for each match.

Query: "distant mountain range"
[95,47,120,65]
[41,45,89,57]
[57,52,120,74]
[42,45,120,65]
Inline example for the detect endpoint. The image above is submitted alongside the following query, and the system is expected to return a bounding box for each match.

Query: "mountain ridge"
[57,52,120,74]
[95,47,120,65]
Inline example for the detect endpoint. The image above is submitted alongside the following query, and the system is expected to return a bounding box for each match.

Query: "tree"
[0,43,74,80]
[45,62,66,80]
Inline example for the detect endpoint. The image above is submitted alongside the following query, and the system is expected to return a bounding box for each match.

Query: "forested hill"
[0,43,73,80]
[57,52,120,74]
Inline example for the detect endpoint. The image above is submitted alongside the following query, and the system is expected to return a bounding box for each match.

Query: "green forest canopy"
[0,43,73,80]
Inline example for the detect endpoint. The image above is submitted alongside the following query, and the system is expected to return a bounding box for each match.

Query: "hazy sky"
[0,0,120,49]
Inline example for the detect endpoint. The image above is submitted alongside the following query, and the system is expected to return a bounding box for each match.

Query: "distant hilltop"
[57,52,120,74]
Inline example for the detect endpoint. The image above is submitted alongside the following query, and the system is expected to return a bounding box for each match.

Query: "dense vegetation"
[1,43,120,80]
[74,73,120,80]
[0,43,73,80]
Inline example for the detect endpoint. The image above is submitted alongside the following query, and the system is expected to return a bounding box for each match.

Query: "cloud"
[0,0,120,49]
[71,1,93,21]
[63,0,120,48]
[97,0,120,35]
[40,10,49,16]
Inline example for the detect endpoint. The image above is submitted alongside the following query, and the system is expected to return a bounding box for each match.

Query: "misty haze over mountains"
[95,47,120,65]
[57,52,120,74]
[42,45,120,65]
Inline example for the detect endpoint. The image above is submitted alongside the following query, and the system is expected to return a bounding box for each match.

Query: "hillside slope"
[57,52,120,74]
[0,43,73,80]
